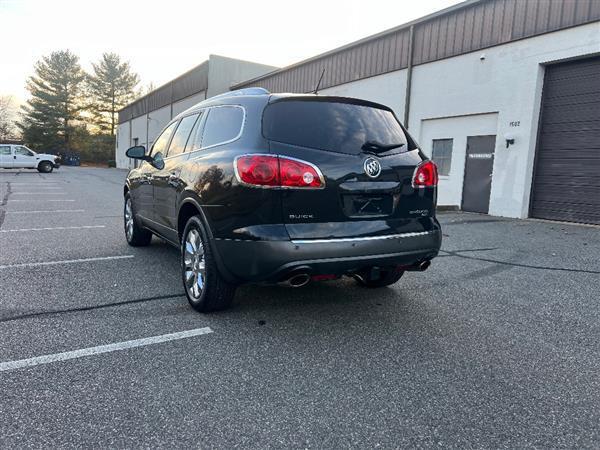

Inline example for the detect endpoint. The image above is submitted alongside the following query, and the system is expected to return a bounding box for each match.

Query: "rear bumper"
[212,229,442,284]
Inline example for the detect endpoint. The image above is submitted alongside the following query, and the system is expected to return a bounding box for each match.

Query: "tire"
[181,215,236,313]
[355,267,404,288]
[37,161,53,173]
[124,193,152,246]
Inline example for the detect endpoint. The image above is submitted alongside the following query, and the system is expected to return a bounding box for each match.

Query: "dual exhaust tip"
[279,260,431,288]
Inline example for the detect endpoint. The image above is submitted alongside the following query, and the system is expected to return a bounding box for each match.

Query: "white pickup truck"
[0,144,59,173]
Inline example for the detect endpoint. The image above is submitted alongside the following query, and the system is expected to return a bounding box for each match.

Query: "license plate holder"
[342,194,393,217]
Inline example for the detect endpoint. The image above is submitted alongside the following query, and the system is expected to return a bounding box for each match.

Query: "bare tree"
[0,95,18,139]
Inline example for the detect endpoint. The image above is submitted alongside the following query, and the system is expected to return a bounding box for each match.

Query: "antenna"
[313,68,325,94]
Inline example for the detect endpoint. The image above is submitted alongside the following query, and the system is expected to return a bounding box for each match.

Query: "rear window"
[262,99,408,155]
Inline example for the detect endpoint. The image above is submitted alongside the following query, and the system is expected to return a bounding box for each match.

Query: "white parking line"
[0,255,134,270]
[0,225,105,233]
[0,327,214,372]
[11,192,67,195]
[7,199,75,202]
[5,209,85,214]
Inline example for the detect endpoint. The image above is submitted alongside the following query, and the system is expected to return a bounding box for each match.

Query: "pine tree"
[19,50,87,151]
[88,53,139,137]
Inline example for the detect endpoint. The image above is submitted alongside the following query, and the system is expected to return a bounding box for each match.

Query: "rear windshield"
[262,99,408,155]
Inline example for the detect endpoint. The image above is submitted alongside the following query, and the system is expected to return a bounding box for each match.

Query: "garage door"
[530,56,600,225]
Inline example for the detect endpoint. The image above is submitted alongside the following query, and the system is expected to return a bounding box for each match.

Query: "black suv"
[124,88,442,312]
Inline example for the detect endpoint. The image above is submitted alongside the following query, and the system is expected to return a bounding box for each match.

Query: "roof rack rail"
[209,87,270,101]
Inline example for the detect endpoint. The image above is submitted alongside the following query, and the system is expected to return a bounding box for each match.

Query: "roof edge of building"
[231,0,481,89]
[118,60,210,115]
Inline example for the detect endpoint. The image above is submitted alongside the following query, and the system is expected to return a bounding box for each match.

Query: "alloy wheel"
[124,198,134,241]
[183,228,206,300]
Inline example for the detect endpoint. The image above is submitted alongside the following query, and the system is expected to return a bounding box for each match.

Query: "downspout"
[403,25,415,129]
[146,114,149,161]
[170,82,174,119]
[128,118,133,169]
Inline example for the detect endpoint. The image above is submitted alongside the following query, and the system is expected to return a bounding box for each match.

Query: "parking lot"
[0,166,599,447]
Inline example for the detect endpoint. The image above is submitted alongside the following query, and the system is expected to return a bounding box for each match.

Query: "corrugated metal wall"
[254,29,412,93]
[235,0,600,92]
[118,62,209,123]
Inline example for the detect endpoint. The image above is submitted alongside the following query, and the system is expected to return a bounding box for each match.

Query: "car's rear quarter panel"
[178,96,285,240]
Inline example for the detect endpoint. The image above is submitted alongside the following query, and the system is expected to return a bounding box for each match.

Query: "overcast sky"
[1,0,462,102]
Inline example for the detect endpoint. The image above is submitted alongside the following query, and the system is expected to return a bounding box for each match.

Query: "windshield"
[263,99,408,155]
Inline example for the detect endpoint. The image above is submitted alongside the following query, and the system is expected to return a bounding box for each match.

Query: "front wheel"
[124,193,152,246]
[354,267,404,288]
[37,161,53,173]
[181,216,236,313]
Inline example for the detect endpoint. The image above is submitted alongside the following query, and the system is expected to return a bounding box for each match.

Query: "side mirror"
[126,146,146,159]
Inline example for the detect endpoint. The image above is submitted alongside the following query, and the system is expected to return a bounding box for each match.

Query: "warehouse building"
[116,55,276,169]
[234,0,600,225]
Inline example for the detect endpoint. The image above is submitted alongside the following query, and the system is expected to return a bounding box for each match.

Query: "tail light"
[235,154,324,189]
[235,155,279,187]
[412,160,438,188]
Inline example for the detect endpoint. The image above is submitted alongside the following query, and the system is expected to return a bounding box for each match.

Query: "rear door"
[0,145,12,168]
[263,97,435,240]
[153,112,203,238]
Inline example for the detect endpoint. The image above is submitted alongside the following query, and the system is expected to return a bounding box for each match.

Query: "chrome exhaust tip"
[417,260,431,271]
[404,260,431,272]
[279,273,311,288]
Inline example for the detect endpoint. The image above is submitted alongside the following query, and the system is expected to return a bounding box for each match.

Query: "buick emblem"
[364,157,382,178]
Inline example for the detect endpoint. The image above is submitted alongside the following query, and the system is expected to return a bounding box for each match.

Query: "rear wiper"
[361,140,404,153]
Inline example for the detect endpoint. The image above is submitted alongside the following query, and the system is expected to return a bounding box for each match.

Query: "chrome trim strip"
[291,230,435,244]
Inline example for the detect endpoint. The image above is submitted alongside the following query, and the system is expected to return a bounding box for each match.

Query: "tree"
[0,95,19,139]
[88,53,139,137]
[19,50,87,151]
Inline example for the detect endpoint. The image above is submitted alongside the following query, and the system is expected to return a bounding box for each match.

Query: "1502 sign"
[509,121,521,127]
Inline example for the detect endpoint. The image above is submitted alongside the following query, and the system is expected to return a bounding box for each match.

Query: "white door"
[0,145,12,168]
[13,146,38,168]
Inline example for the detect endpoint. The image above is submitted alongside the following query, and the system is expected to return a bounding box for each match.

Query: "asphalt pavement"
[0,166,599,448]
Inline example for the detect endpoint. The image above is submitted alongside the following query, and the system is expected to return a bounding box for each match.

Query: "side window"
[150,122,178,157]
[15,146,34,156]
[201,106,244,148]
[0,145,11,156]
[185,110,206,153]
[166,113,200,157]
[431,138,453,176]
